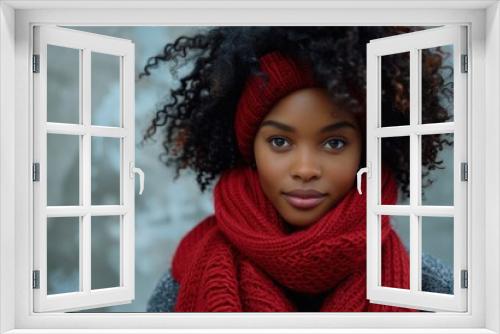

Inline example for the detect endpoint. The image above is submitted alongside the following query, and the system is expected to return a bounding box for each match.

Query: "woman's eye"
[269,137,290,149]
[324,138,346,150]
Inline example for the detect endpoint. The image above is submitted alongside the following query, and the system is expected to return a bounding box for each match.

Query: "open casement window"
[32,26,142,312]
[364,25,467,312]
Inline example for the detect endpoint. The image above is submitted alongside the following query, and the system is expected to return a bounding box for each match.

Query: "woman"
[140,27,454,312]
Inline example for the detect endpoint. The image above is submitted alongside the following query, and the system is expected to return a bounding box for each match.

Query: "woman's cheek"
[255,150,288,196]
[342,159,359,191]
[322,156,357,189]
[260,154,288,183]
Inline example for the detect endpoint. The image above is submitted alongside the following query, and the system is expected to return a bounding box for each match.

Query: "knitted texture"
[147,253,453,312]
[234,51,318,163]
[171,163,417,312]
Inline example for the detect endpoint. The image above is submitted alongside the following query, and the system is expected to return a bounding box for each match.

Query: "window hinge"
[32,270,40,289]
[461,54,468,73]
[32,55,40,73]
[461,162,468,181]
[32,163,40,182]
[461,269,468,289]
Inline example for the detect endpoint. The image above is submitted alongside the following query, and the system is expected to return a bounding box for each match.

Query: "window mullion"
[81,48,91,294]
[409,48,422,292]
[45,123,127,138]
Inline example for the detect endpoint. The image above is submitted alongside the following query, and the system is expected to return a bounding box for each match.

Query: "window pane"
[47,217,80,295]
[91,137,121,205]
[421,45,454,124]
[421,133,454,206]
[390,215,410,250]
[91,52,121,127]
[47,45,80,124]
[47,134,80,206]
[421,216,454,294]
[381,136,410,205]
[381,215,410,290]
[381,52,410,127]
[91,216,120,290]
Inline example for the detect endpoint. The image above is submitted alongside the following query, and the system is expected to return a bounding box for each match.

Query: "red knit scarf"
[171,164,416,312]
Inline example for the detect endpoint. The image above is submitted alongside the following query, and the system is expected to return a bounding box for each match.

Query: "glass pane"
[47,45,80,124]
[91,52,121,127]
[421,133,454,206]
[380,215,410,290]
[91,216,120,289]
[47,217,80,294]
[380,136,410,205]
[381,52,410,127]
[47,134,80,206]
[390,215,410,251]
[421,45,454,124]
[421,216,454,294]
[91,137,121,205]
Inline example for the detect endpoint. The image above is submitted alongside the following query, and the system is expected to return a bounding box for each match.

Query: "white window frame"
[365,25,468,312]
[32,25,136,313]
[0,1,499,333]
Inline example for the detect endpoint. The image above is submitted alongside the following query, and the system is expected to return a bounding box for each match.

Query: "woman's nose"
[290,149,322,182]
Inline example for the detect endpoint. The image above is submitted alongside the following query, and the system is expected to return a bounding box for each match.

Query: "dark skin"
[253,87,363,229]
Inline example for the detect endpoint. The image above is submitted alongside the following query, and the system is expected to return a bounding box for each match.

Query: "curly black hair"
[139,26,453,198]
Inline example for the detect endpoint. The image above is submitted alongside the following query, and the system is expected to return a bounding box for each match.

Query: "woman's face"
[253,87,363,230]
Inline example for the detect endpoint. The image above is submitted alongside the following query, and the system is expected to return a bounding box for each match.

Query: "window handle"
[356,162,371,195]
[129,162,145,195]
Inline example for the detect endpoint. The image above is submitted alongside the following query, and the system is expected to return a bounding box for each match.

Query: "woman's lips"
[282,194,326,210]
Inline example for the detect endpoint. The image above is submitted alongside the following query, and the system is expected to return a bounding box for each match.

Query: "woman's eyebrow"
[259,120,357,133]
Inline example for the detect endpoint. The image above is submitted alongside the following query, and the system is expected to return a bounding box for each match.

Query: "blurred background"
[44,26,454,312]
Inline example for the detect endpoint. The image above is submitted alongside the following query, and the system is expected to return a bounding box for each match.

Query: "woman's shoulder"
[147,218,216,312]
[146,268,180,312]
[421,253,454,294]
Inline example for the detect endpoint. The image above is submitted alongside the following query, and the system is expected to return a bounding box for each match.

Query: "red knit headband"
[234,51,319,163]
